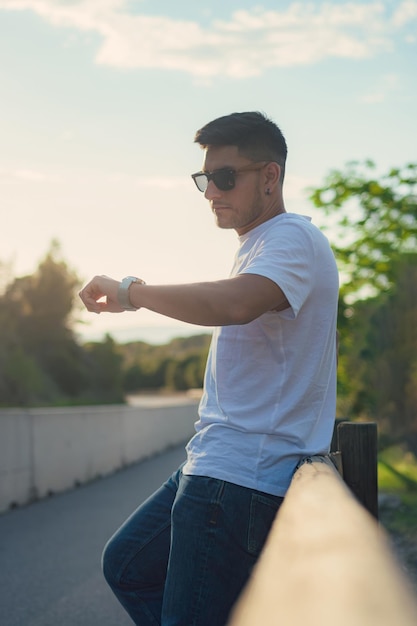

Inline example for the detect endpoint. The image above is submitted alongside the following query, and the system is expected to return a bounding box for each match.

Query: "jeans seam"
[110,520,171,589]
[189,520,218,625]
[182,477,226,625]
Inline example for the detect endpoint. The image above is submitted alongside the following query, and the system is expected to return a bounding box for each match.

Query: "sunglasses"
[191,161,267,193]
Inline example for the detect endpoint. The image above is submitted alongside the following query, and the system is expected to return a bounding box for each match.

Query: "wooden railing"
[228,422,417,626]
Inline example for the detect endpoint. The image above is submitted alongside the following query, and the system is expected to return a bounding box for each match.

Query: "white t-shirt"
[183,213,339,497]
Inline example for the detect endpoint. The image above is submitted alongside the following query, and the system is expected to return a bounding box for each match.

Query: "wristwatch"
[118,276,146,311]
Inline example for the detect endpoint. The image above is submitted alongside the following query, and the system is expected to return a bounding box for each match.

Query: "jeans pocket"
[247,493,282,556]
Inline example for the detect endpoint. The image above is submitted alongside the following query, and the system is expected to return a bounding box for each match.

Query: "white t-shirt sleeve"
[239,219,317,319]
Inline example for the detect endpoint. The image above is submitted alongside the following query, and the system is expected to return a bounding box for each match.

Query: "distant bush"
[120,334,211,393]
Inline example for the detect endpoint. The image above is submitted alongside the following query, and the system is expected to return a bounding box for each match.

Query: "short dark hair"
[194,111,288,182]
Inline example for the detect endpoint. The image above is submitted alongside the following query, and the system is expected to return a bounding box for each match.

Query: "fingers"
[79,277,102,313]
[79,275,123,314]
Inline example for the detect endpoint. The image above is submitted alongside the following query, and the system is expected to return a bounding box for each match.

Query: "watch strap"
[118,276,145,311]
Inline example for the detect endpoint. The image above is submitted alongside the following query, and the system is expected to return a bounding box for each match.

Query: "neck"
[264,197,287,220]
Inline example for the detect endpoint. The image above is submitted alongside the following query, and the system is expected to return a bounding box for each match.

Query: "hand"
[79,275,124,314]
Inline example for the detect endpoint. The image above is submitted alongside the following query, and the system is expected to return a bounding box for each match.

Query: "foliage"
[120,335,211,393]
[310,162,417,452]
[1,242,78,405]
[337,255,417,448]
[310,161,417,301]
[378,446,417,578]
[383,491,417,536]
[0,242,122,406]
[83,335,125,403]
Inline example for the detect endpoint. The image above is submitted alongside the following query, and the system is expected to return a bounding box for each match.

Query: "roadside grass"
[378,445,417,538]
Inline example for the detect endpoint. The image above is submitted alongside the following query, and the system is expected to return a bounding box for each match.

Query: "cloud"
[392,0,417,26]
[1,1,416,78]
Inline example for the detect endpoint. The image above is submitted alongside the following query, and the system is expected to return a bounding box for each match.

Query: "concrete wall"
[0,397,199,513]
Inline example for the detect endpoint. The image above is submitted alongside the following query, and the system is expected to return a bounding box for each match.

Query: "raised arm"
[79,273,289,327]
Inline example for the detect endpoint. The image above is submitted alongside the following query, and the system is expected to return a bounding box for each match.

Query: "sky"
[1,0,416,343]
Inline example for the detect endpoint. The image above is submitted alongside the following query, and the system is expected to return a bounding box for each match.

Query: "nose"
[204,179,222,200]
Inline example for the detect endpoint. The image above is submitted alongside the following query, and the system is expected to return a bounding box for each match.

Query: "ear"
[263,162,281,189]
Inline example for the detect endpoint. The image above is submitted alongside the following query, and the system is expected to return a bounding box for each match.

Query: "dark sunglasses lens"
[192,169,236,192]
[192,174,208,192]
[213,169,235,191]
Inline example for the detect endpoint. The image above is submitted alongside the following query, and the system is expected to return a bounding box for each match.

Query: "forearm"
[128,278,267,326]
[79,273,288,326]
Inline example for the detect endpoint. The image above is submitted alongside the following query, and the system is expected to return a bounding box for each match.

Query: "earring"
[265,188,271,196]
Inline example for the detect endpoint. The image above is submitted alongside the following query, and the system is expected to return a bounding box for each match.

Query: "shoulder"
[268,213,319,234]
[257,214,320,248]
[268,214,332,250]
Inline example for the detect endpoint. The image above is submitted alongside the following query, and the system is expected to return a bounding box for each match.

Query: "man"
[79,111,339,625]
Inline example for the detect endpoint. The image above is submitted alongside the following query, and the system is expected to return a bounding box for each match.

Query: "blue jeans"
[102,465,283,625]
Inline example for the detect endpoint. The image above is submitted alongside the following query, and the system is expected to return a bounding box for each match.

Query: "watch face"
[128,277,145,285]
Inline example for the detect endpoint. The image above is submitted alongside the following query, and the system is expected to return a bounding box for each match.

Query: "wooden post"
[330,418,349,453]
[337,421,378,519]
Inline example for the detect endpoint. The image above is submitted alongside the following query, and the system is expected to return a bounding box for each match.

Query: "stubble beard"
[214,187,264,233]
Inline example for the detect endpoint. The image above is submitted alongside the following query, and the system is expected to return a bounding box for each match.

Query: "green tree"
[310,162,417,449]
[13,240,80,345]
[163,354,206,391]
[84,335,124,403]
[182,353,206,389]
[123,363,145,392]
[310,161,417,302]
[350,256,417,452]
[0,345,48,406]
[0,241,91,405]
[119,334,210,393]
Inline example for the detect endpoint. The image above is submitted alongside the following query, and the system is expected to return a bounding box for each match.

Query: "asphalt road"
[0,444,188,626]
